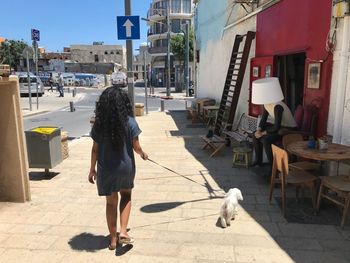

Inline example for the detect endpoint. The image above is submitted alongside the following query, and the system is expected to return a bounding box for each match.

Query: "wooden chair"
[269,144,318,216]
[282,134,320,173]
[316,175,350,228]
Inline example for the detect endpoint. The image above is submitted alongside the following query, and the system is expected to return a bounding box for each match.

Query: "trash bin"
[135,103,144,116]
[25,126,63,169]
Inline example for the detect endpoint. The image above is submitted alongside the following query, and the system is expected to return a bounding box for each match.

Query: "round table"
[287,141,350,162]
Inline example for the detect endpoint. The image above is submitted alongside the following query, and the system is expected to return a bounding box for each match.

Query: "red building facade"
[249,0,333,136]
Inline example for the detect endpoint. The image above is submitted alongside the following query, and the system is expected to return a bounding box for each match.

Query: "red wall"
[253,0,333,136]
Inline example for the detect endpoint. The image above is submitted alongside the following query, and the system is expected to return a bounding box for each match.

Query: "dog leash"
[147,158,208,188]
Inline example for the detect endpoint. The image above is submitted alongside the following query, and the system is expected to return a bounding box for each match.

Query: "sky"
[0,0,151,53]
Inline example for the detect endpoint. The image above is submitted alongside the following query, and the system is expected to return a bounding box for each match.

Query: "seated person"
[252,101,297,166]
[251,77,297,167]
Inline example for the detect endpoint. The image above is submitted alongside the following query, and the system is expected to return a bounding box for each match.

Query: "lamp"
[252,77,284,105]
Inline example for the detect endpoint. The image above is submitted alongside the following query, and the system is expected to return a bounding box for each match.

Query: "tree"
[170,28,194,63]
[0,39,29,70]
[170,28,194,91]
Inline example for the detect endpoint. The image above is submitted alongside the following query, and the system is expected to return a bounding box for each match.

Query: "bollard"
[69,101,75,112]
[160,100,165,112]
[72,88,76,97]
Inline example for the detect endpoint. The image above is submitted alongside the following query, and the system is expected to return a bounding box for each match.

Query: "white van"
[18,75,45,96]
[111,72,127,87]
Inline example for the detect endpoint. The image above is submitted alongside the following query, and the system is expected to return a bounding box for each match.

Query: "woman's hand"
[255,130,266,139]
[141,151,148,160]
[88,170,97,184]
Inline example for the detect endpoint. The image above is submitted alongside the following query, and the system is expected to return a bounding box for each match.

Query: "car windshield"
[19,77,37,83]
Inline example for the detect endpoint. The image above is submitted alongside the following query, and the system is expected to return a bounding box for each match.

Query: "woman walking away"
[88,87,148,250]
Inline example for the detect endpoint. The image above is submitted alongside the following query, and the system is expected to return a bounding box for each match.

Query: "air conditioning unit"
[333,1,349,17]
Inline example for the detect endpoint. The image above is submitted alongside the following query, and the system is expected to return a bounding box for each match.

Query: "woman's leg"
[119,189,132,238]
[252,135,263,165]
[106,192,119,246]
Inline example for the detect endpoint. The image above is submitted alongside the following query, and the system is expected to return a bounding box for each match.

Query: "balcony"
[148,47,168,55]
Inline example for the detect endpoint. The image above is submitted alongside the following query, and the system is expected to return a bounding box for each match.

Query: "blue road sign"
[117,16,140,40]
[31,29,40,41]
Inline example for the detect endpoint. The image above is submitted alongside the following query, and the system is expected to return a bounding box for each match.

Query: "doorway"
[276,52,306,113]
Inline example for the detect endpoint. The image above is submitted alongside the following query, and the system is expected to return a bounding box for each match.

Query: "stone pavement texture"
[1,111,350,262]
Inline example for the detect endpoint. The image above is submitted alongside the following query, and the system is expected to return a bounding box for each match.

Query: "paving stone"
[61,251,129,263]
[127,255,193,263]
[5,224,50,235]
[178,243,235,261]
[0,249,66,263]
[278,223,343,239]
[319,239,350,252]
[234,246,294,263]
[288,249,350,263]
[275,236,323,251]
[1,234,58,249]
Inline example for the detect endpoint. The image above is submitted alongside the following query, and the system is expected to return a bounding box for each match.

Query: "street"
[23,87,188,138]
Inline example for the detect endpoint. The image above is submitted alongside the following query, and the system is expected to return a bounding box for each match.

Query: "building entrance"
[276,52,306,113]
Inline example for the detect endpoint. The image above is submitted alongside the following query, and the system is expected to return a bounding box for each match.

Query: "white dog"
[220,188,243,228]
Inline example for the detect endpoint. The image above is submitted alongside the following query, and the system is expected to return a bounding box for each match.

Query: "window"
[171,19,181,33]
[183,0,191,13]
[94,54,99,62]
[110,51,114,55]
[90,51,93,54]
[104,51,108,55]
[171,0,181,13]
[116,51,120,55]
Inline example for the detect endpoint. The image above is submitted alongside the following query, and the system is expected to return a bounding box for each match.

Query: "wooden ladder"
[214,31,256,136]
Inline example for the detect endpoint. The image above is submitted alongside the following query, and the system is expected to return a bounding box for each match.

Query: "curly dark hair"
[93,87,133,150]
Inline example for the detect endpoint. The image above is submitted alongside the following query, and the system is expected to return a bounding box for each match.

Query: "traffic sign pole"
[31,28,40,110]
[124,0,135,110]
[26,51,32,111]
[33,40,39,110]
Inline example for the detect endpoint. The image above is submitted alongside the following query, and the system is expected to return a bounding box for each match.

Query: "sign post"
[117,11,140,110]
[31,29,40,110]
[22,46,34,111]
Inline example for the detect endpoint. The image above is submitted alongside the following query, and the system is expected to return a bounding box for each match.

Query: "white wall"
[197,17,256,124]
[327,18,350,145]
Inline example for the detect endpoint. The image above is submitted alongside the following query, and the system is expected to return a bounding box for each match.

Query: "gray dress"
[91,117,141,196]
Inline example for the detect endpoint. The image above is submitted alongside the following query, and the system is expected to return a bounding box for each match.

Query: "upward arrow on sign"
[123,19,134,38]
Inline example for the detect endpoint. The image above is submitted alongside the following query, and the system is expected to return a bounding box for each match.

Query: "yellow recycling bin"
[25,126,63,169]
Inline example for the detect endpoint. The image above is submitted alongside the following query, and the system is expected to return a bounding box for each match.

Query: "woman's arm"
[88,141,98,184]
[132,137,148,160]
[265,105,284,134]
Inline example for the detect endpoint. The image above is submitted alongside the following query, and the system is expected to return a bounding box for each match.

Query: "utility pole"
[26,51,32,111]
[143,49,148,114]
[184,22,189,97]
[166,0,171,97]
[33,40,39,110]
[125,0,135,108]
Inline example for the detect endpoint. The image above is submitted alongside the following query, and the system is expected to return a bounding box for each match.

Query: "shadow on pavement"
[116,244,133,256]
[68,232,108,252]
[29,171,60,181]
[164,110,349,262]
[141,197,223,213]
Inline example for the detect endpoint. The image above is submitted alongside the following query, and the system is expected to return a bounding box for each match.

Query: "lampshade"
[252,77,284,105]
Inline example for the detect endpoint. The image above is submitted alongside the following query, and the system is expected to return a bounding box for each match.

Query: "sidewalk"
[21,87,89,117]
[0,111,349,262]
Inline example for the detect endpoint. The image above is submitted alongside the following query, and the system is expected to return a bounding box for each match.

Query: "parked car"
[18,75,45,96]
[111,72,127,87]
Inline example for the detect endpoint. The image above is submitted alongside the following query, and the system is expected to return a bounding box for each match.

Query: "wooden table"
[287,141,350,162]
[203,105,220,125]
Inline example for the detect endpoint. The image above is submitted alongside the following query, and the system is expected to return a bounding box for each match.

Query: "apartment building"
[147,0,192,87]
